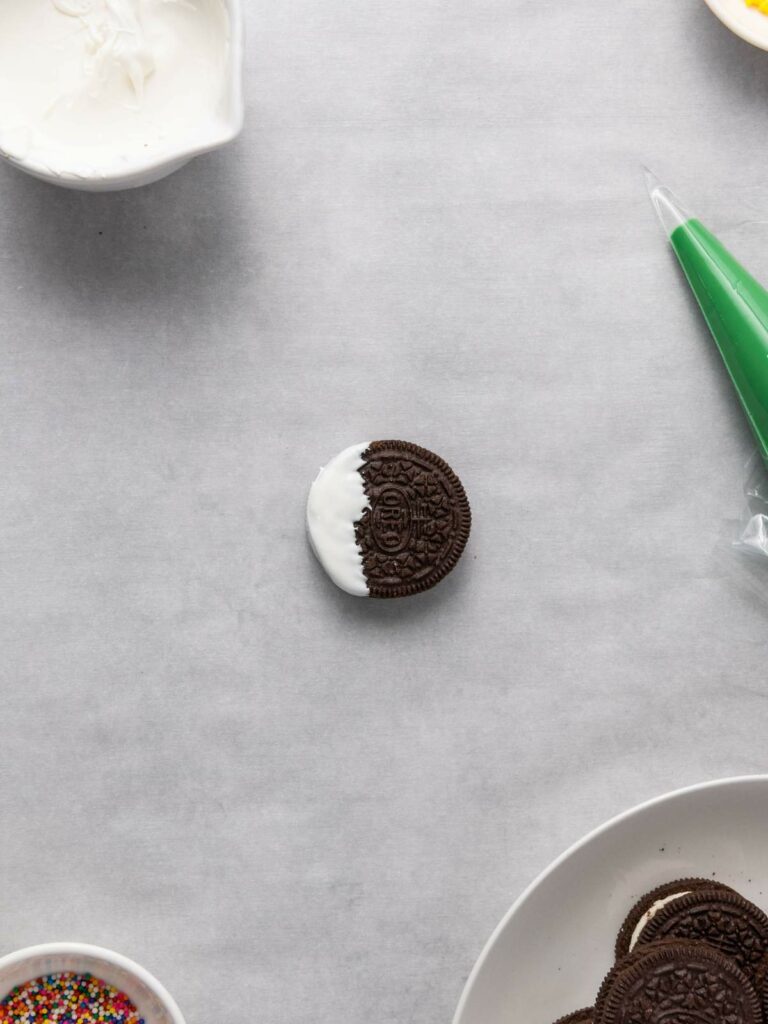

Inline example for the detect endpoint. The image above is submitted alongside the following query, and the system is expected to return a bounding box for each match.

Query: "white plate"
[453,776,768,1024]
[703,0,768,50]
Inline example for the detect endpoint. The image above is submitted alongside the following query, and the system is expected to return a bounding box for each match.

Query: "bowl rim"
[0,942,186,1024]
[451,774,768,1024]
[0,0,245,189]
[702,0,768,51]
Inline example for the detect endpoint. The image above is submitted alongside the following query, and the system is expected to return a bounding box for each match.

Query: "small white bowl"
[453,775,768,1024]
[703,0,768,50]
[0,943,186,1024]
[0,0,244,192]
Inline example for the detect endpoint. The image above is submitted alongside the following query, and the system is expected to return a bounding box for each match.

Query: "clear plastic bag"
[713,455,768,608]
[735,455,768,559]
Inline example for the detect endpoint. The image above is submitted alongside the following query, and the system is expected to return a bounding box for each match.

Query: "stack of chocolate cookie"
[553,878,768,1024]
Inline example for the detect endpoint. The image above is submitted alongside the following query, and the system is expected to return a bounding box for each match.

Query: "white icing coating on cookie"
[628,891,691,951]
[307,442,372,597]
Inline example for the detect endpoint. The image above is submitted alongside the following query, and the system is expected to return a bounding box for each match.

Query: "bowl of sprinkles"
[0,945,184,1024]
[703,0,768,49]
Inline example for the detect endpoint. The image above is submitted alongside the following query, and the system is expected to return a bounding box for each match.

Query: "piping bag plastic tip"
[644,167,692,238]
[647,169,768,466]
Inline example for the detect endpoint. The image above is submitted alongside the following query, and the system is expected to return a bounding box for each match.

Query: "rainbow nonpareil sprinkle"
[0,972,144,1024]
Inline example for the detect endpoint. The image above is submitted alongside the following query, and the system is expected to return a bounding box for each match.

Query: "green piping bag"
[647,170,768,464]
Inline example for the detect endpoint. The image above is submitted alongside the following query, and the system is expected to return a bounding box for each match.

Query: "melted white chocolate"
[0,0,231,179]
[307,443,372,598]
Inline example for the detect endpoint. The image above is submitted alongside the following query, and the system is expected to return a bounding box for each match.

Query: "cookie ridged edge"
[635,887,768,1018]
[614,876,737,959]
[551,1009,593,1024]
[359,440,472,599]
[595,939,761,1024]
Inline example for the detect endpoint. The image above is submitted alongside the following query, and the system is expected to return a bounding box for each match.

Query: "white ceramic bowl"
[703,0,768,50]
[0,943,186,1024]
[0,0,244,192]
[453,775,768,1024]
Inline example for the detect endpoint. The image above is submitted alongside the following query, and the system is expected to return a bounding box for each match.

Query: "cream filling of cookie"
[628,891,691,951]
[307,442,371,597]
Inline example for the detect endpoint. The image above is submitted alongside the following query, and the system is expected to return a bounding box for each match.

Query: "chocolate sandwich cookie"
[552,1010,593,1024]
[615,878,737,959]
[307,440,471,598]
[629,889,768,1010]
[595,940,761,1024]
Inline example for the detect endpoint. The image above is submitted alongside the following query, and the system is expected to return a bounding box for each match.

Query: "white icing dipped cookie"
[307,440,471,599]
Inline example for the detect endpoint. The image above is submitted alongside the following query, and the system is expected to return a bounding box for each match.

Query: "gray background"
[2,2,768,1023]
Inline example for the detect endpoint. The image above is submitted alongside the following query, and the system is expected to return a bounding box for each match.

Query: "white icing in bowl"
[0,0,244,190]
